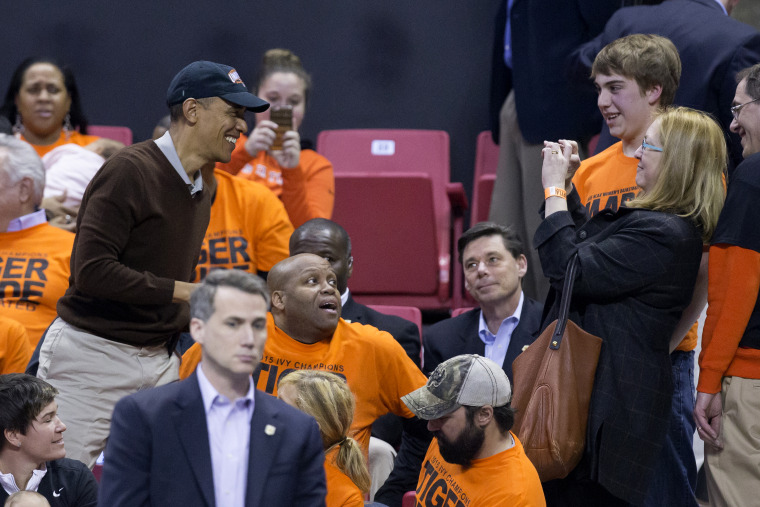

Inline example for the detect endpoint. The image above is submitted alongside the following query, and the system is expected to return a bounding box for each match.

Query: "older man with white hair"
[0,134,74,348]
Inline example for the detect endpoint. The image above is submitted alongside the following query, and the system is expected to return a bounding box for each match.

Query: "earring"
[12,114,23,135]
[63,113,72,141]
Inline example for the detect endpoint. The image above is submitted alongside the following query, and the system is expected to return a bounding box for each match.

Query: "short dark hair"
[0,57,89,134]
[737,63,760,101]
[289,218,352,257]
[0,374,58,451]
[457,222,524,264]
[168,97,216,123]
[190,269,270,322]
[464,403,515,436]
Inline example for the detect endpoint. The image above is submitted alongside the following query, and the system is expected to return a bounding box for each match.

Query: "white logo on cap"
[228,69,244,85]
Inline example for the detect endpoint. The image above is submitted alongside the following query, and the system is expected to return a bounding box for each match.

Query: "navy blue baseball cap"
[166,61,269,112]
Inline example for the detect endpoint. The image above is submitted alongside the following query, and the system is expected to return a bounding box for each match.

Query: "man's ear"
[4,428,21,448]
[347,256,354,279]
[516,254,528,279]
[17,177,35,206]
[646,84,663,106]
[271,290,286,311]
[182,98,199,125]
[477,406,494,428]
[189,317,205,345]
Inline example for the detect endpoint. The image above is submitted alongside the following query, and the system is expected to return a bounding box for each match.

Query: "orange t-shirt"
[191,170,292,282]
[181,315,427,455]
[216,137,334,228]
[415,434,545,507]
[572,142,639,216]
[325,449,364,507]
[21,130,100,158]
[0,315,32,374]
[572,141,697,352]
[0,223,74,347]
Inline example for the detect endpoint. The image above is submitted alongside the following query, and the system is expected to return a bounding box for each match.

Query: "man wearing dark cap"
[36,61,269,468]
[403,354,545,506]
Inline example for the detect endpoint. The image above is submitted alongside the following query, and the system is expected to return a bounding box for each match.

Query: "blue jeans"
[643,350,698,507]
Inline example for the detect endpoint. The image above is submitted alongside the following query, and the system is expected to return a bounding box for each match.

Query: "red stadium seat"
[318,129,467,310]
[451,307,475,318]
[88,125,133,145]
[367,304,423,363]
[470,130,499,226]
[402,490,417,507]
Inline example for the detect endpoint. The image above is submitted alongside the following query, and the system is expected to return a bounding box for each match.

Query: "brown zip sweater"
[57,140,211,346]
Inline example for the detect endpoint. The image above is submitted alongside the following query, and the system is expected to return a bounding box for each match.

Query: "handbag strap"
[550,253,579,350]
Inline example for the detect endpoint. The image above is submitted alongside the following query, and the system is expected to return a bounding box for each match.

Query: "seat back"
[471,130,499,226]
[88,125,133,145]
[332,173,438,295]
[318,129,453,308]
[402,490,417,507]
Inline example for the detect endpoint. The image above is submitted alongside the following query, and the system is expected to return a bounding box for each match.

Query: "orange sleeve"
[698,244,760,393]
[216,135,252,175]
[279,151,335,228]
[0,318,32,374]
[179,342,202,380]
[250,184,293,273]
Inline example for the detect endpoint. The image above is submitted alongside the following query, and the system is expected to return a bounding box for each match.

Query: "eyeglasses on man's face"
[731,97,760,120]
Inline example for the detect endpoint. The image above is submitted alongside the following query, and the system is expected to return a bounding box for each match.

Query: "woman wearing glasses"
[534,107,726,506]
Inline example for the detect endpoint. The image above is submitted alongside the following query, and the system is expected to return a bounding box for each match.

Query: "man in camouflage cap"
[402,354,545,506]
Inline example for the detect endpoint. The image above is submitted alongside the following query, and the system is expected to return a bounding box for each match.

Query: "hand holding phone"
[270,105,293,151]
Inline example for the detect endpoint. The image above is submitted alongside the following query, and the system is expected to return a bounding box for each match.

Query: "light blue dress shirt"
[477,291,524,368]
[197,364,255,507]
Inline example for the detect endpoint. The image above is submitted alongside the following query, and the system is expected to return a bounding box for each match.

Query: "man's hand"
[172,281,198,303]
[42,191,79,232]
[694,391,723,450]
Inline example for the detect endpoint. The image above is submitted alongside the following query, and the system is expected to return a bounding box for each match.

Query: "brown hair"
[255,49,312,106]
[592,34,681,107]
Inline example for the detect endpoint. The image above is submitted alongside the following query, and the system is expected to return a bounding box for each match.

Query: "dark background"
[2,1,501,202]
[3,1,758,203]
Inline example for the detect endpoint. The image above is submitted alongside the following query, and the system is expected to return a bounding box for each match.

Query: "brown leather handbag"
[511,254,602,482]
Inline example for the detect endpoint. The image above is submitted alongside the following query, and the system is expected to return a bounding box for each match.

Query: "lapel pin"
[265,424,276,436]
[522,345,530,352]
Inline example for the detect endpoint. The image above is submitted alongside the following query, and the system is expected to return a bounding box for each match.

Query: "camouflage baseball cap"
[402,354,511,420]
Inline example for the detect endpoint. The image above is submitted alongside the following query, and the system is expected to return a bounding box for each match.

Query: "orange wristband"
[544,186,567,200]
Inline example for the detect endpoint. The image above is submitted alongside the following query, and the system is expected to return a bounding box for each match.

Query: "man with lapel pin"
[423,222,543,384]
[97,269,326,507]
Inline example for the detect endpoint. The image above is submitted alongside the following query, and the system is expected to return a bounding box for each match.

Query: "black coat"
[568,0,760,170]
[534,190,702,504]
[422,296,543,383]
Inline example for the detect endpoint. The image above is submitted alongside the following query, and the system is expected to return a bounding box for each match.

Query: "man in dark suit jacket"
[424,223,543,384]
[487,0,622,300]
[288,218,423,498]
[568,0,760,170]
[98,270,326,507]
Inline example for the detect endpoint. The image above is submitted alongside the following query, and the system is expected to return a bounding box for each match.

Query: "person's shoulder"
[352,302,417,333]
[733,153,760,184]
[428,308,479,335]
[47,457,92,474]
[339,319,408,356]
[36,222,76,242]
[255,390,318,428]
[117,377,189,411]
